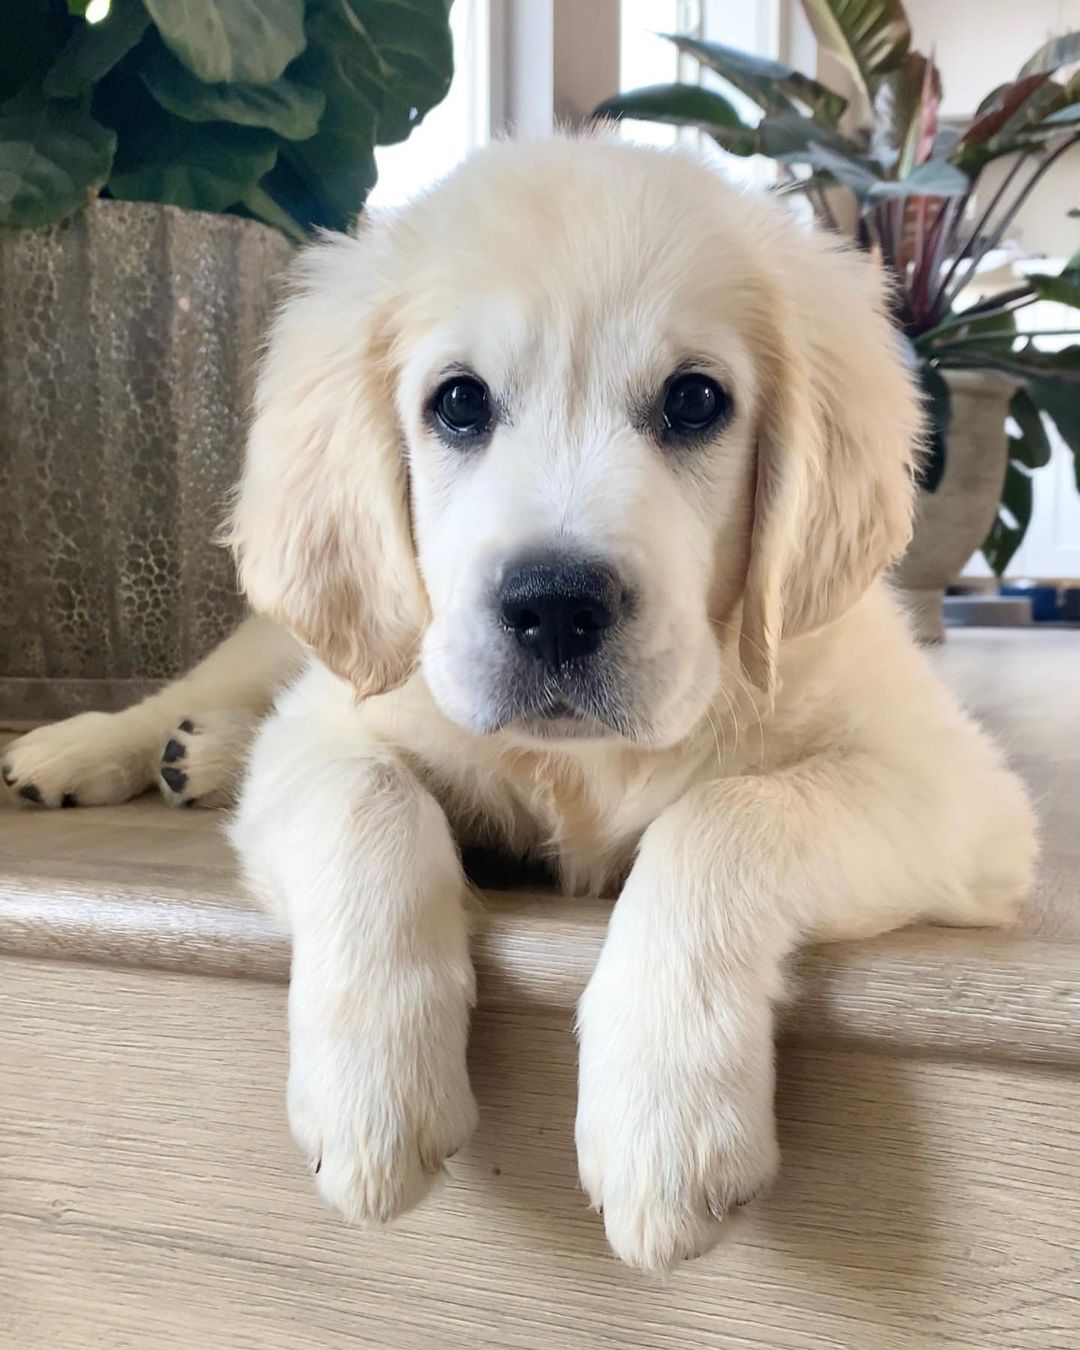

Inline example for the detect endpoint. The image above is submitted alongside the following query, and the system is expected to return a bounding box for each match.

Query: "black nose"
[498,560,622,670]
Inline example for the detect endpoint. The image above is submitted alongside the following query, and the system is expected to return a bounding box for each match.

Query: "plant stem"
[940,135,1080,312]
[929,155,1027,314]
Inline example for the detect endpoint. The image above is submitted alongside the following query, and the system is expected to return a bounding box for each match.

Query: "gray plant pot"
[893,370,1016,643]
[0,199,292,719]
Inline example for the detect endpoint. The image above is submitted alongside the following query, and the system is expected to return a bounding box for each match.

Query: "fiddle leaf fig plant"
[0,0,454,238]
[597,0,1080,574]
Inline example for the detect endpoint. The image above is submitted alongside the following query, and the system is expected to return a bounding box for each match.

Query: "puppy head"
[231,136,918,745]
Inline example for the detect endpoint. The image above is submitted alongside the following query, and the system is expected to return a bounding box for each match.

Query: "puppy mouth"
[499,682,637,742]
[536,697,581,721]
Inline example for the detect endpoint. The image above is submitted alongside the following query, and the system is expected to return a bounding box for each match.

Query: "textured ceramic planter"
[893,371,1015,643]
[0,200,292,719]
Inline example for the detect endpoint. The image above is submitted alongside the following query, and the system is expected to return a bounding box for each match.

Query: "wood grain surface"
[1,628,1078,1348]
[4,956,1079,1350]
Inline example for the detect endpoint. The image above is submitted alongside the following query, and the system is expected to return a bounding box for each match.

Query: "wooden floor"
[1,629,1078,1348]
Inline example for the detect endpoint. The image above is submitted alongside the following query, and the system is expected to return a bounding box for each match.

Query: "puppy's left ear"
[740,233,920,689]
[228,228,428,697]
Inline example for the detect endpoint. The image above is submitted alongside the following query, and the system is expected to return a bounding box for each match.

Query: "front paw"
[287,969,478,1225]
[576,982,779,1271]
[1,710,154,807]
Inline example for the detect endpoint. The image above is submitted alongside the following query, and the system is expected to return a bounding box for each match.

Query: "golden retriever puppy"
[4,135,1036,1271]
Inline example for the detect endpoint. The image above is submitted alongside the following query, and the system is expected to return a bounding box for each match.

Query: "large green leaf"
[1017,31,1080,79]
[239,183,306,241]
[758,108,864,159]
[0,94,115,226]
[142,0,306,85]
[1033,272,1080,308]
[664,34,847,124]
[347,0,454,147]
[1029,374,1080,490]
[799,0,910,103]
[1007,386,1052,468]
[140,46,324,139]
[982,460,1033,575]
[108,97,278,211]
[594,83,752,138]
[2,0,67,102]
[952,74,1070,169]
[43,0,150,97]
[281,0,454,230]
[869,156,968,198]
[798,143,883,197]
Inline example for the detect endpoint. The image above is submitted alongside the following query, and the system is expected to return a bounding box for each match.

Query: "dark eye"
[431,375,491,439]
[661,373,731,439]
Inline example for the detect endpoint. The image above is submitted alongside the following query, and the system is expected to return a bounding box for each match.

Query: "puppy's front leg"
[230,713,477,1224]
[576,787,783,1273]
[577,756,1027,1272]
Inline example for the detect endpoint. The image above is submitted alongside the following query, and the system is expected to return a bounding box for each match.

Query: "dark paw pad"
[162,738,186,764]
[160,766,187,794]
[18,782,42,804]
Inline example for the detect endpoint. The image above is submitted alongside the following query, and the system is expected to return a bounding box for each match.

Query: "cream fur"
[2,135,1037,1273]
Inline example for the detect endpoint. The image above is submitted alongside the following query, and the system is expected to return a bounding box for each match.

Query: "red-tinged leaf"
[956,73,1049,150]
[914,53,941,167]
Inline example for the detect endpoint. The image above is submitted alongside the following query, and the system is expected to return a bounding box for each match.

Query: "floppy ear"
[229,230,427,698]
[740,234,920,690]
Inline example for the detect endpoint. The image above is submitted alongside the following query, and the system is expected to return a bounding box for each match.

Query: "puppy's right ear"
[229,230,427,698]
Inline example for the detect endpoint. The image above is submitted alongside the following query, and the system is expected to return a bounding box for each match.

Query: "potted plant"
[0,0,453,717]
[597,2,1080,639]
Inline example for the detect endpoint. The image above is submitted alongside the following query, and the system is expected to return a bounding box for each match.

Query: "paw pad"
[160,765,187,794]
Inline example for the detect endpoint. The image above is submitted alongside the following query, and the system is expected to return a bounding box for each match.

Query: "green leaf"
[0,94,115,227]
[868,156,969,198]
[345,0,454,147]
[952,74,1068,170]
[799,143,883,197]
[1007,387,1052,468]
[1033,272,1080,308]
[1,0,68,102]
[757,108,864,159]
[142,0,305,85]
[239,182,306,241]
[916,362,950,491]
[663,34,847,124]
[920,305,1019,352]
[281,0,455,230]
[1029,375,1080,490]
[108,99,278,211]
[43,0,150,97]
[1040,101,1080,124]
[799,0,911,104]
[140,46,324,139]
[594,83,751,136]
[1017,31,1080,79]
[982,459,1033,575]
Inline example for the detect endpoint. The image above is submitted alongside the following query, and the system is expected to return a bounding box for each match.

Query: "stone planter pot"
[0,200,292,719]
[893,370,1016,643]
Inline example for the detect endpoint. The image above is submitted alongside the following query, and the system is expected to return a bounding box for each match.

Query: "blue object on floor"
[1000,583,1061,622]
